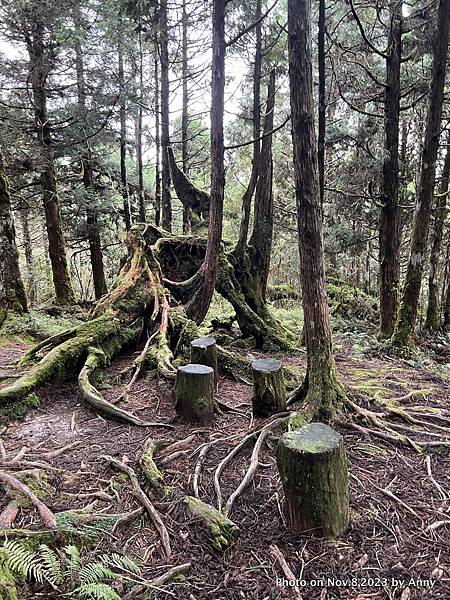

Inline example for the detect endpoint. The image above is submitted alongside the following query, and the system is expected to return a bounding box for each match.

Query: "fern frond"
[38,544,63,586]
[100,553,141,575]
[76,582,123,600]
[64,544,81,578]
[3,540,45,584]
[78,562,116,584]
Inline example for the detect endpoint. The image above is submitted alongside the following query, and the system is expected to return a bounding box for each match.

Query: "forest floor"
[0,317,449,599]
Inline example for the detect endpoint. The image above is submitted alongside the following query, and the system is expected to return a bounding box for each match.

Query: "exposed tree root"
[103,455,172,558]
[0,500,19,530]
[0,471,57,529]
[139,438,164,488]
[78,347,172,427]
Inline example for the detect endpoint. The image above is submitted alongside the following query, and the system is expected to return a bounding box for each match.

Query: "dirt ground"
[0,335,449,599]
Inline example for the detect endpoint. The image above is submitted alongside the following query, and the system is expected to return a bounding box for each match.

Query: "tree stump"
[175,364,214,423]
[277,423,349,538]
[191,337,218,381]
[251,358,286,416]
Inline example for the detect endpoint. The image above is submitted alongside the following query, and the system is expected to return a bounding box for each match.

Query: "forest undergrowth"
[0,299,448,600]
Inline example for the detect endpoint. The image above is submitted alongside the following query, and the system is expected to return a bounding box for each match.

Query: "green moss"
[0,393,39,425]
[0,549,18,600]
[0,309,85,345]
[185,496,239,551]
[283,424,342,454]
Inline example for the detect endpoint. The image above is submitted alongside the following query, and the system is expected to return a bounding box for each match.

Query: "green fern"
[37,544,63,586]
[78,562,116,585]
[3,540,46,584]
[99,553,140,575]
[76,582,122,600]
[64,545,81,579]
[0,540,140,600]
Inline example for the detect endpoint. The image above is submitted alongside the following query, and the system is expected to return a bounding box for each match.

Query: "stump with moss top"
[191,337,218,381]
[184,496,239,551]
[277,423,349,538]
[251,358,286,417]
[175,364,214,422]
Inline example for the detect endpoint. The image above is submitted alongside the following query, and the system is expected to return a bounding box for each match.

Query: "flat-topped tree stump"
[277,423,349,538]
[251,358,286,417]
[175,364,214,423]
[191,337,218,381]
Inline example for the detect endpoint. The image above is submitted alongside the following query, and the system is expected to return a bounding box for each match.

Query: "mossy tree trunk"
[0,154,27,325]
[191,337,218,381]
[288,0,344,418]
[175,364,214,423]
[425,129,450,330]
[252,358,286,417]
[26,12,76,306]
[277,423,349,538]
[391,0,450,347]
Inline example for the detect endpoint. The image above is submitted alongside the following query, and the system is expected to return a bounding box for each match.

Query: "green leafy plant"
[1,540,141,599]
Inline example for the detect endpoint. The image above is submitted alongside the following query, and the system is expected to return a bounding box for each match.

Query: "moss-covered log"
[252,358,286,417]
[184,495,239,551]
[0,549,18,600]
[139,438,164,488]
[277,423,349,537]
[191,337,218,381]
[175,364,214,423]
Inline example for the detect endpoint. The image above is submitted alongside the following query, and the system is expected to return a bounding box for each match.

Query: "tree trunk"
[0,155,27,322]
[317,0,326,206]
[154,47,161,227]
[26,20,76,305]
[235,0,262,260]
[160,0,172,232]
[136,28,146,224]
[288,0,343,417]
[251,357,286,417]
[248,69,276,301]
[277,424,349,537]
[425,130,450,330]
[74,8,107,300]
[118,36,132,231]
[19,208,37,305]
[191,337,218,381]
[181,0,190,234]
[444,261,450,331]
[392,0,450,347]
[191,0,226,323]
[379,1,402,338]
[175,364,214,422]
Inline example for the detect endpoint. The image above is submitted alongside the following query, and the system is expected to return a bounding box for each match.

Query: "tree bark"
[392,0,450,347]
[160,0,172,231]
[74,7,107,300]
[235,0,262,259]
[277,424,349,537]
[136,28,146,224]
[118,35,132,231]
[379,1,402,338]
[0,155,27,322]
[175,364,215,422]
[181,0,190,234]
[425,129,450,330]
[317,0,326,206]
[191,337,218,381]
[251,357,286,417]
[19,208,37,305]
[191,0,226,323]
[288,0,343,417]
[26,19,76,305]
[249,69,276,300]
[154,47,161,227]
